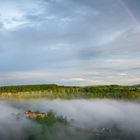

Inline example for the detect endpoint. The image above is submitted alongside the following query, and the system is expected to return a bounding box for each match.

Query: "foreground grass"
[0,84,140,99]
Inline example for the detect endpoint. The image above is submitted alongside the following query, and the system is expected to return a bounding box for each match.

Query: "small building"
[25,110,47,119]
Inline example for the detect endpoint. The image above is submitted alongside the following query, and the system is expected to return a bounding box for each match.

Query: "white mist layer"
[0,101,39,140]
[1,99,140,140]
[20,99,140,131]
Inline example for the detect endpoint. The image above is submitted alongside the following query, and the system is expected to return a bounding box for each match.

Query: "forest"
[0,84,140,99]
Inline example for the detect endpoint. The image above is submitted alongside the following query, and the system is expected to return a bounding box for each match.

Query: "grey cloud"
[0,22,3,28]
[0,0,139,85]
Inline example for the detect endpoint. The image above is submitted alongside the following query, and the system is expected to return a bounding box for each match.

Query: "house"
[25,110,47,119]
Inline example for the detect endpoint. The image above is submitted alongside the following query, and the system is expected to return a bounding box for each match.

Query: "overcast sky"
[0,0,140,86]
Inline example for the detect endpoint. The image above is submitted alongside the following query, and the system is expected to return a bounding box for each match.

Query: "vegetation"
[26,111,69,140]
[26,110,140,140]
[0,84,140,99]
[32,111,68,126]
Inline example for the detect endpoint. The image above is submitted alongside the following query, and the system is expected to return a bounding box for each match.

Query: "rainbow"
[119,0,140,28]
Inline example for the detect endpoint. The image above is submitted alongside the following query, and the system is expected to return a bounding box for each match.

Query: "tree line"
[0,84,139,99]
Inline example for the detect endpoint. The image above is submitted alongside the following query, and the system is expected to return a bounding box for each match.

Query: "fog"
[0,101,41,140]
[1,99,140,140]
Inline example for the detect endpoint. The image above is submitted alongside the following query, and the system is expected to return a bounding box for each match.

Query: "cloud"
[0,71,48,80]
[0,0,139,85]
[65,78,85,82]
[97,31,124,46]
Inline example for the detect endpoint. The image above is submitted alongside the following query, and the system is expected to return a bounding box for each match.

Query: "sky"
[0,0,140,86]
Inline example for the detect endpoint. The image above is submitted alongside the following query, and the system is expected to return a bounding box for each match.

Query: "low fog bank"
[17,99,140,131]
[0,101,40,140]
[1,99,140,140]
